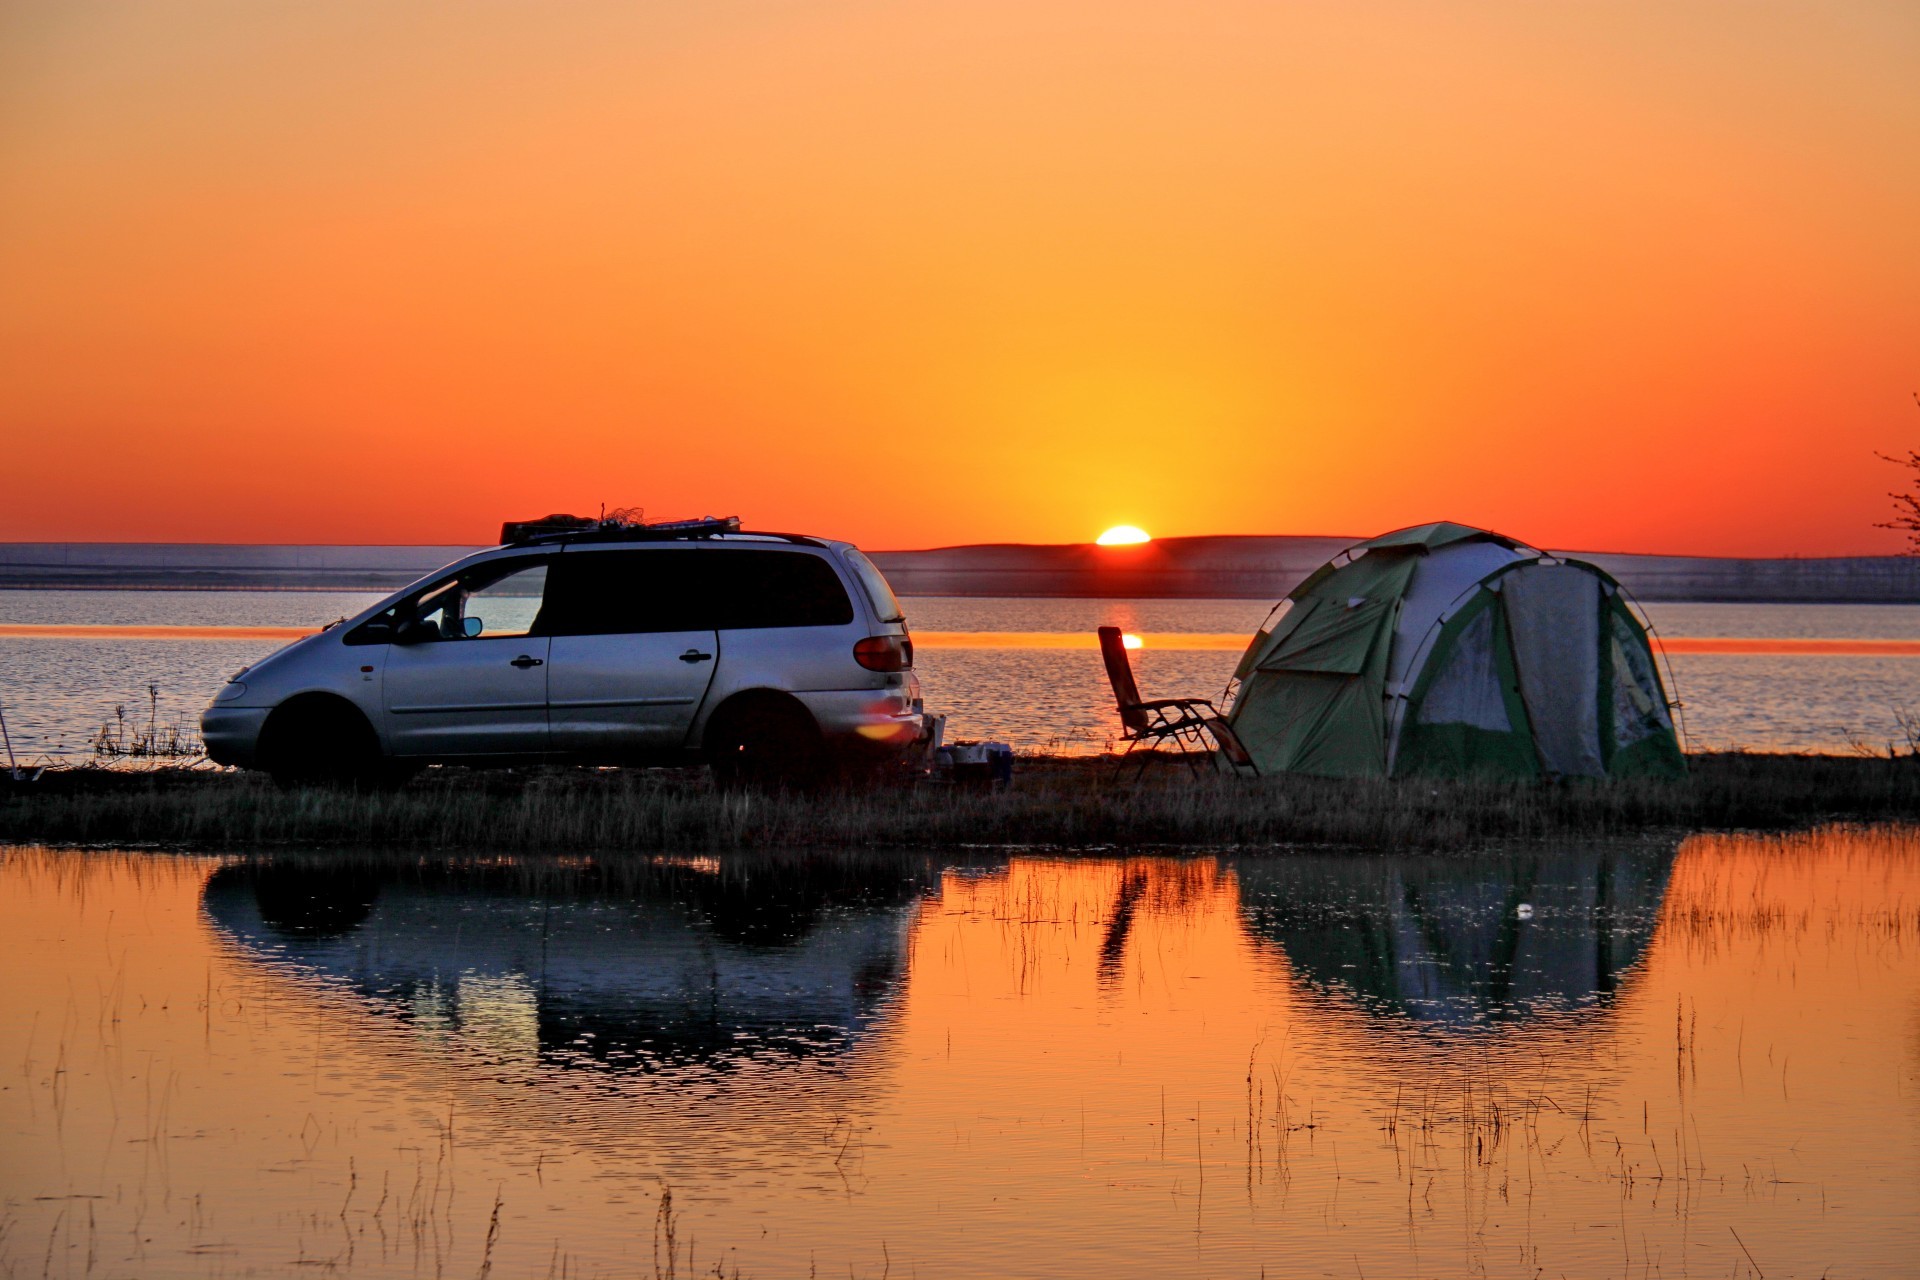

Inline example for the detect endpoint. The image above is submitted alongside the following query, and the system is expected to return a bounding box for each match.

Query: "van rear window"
[841,548,904,623]
[539,549,854,635]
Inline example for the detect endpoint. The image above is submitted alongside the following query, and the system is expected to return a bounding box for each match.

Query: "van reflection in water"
[1235,842,1677,1030]
[200,855,934,1075]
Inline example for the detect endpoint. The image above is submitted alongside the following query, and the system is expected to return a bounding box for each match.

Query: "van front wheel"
[258,696,387,789]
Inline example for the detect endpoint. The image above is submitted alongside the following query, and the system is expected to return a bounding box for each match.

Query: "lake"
[2,828,1916,1277]
[3,590,1920,761]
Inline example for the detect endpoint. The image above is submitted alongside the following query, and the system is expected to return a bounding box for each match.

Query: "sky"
[2,0,1917,554]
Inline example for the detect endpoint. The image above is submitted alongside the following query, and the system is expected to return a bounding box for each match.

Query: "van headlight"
[215,681,249,702]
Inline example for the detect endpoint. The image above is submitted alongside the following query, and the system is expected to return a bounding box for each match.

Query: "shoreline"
[5,753,1919,854]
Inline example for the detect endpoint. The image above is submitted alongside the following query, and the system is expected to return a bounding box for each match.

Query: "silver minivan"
[201,520,927,787]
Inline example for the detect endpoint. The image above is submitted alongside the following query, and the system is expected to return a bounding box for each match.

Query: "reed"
[3,752,1919,853]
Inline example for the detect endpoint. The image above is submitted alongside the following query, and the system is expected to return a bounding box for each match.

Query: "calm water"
[3,829,1917,1277]
[2,589,1919,758]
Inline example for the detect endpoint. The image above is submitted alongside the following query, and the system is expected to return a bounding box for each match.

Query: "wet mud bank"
[6,752,1920,852]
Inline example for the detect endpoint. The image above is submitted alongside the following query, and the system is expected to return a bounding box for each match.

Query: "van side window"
[538,549,853,635]
[457,563,548,638]
[537,552,695,635]
[708,551,854,628]
[345,558,549,645]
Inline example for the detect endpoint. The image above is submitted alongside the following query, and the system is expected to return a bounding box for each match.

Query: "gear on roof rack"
[499,513,596,544]
[499,513,743,546]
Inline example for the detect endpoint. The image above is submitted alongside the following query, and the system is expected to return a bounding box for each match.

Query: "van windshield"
[842,548,905,623]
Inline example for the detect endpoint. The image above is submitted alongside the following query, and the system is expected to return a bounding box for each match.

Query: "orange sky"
[2,1,1917,554]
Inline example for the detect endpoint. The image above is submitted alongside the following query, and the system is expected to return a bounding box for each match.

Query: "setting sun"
[1096,526,1152,546]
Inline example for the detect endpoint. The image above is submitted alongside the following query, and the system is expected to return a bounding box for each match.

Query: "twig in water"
[477,1185,503,1278]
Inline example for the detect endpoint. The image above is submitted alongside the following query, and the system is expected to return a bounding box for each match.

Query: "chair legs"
[1109,716,1230,785]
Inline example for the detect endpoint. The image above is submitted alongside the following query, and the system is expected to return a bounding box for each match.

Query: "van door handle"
[510,655,544,669]
[679,649,713,664]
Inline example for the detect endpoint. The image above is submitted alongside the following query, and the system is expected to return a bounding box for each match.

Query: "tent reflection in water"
[1236,841,1678,1029]
[1226,522,1685,779]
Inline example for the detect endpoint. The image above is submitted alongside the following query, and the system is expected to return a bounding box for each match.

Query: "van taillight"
[854,635,913,671]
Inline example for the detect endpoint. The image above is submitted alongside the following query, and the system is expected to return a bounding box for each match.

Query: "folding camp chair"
[1096,626,1257,780]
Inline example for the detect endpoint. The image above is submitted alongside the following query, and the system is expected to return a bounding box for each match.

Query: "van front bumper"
[200,706,270,768]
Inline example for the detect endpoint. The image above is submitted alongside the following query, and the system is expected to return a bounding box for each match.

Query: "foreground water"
[3,590,1920,759]
[2,829,1916,1278]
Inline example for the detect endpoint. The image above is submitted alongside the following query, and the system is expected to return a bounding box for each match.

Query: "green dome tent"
[1225,523,1684,779]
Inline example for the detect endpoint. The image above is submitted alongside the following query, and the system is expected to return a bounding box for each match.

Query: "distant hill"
[3,537,1918,603]
[866,536,1920,603]
[864,536,1356,599]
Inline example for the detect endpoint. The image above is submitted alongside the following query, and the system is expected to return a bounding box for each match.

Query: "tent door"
[1500,565,1604,778]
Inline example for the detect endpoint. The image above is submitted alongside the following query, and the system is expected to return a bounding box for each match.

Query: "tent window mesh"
[1415,606,1510,733]
[1610,613,1672,748]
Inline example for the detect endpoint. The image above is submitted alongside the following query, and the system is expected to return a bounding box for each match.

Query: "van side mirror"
[462,616,483,638]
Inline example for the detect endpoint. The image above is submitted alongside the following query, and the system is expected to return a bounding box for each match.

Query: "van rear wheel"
[705,698,825,792]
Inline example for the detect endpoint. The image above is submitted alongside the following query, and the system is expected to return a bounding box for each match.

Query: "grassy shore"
[5,752,1920,852]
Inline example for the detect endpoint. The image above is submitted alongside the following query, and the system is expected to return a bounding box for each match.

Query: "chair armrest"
[1134,698,1220,715]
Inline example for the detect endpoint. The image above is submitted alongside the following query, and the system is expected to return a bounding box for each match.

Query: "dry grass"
[4,752,1920,853]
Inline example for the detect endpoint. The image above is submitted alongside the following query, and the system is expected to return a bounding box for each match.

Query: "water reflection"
[1236,842,1677,1029]
[201,844,1678,1078]
[201,854,935,1075]
[5,831,1917,1278]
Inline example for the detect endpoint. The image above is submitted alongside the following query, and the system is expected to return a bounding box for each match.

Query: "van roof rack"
[499,514,821,549]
